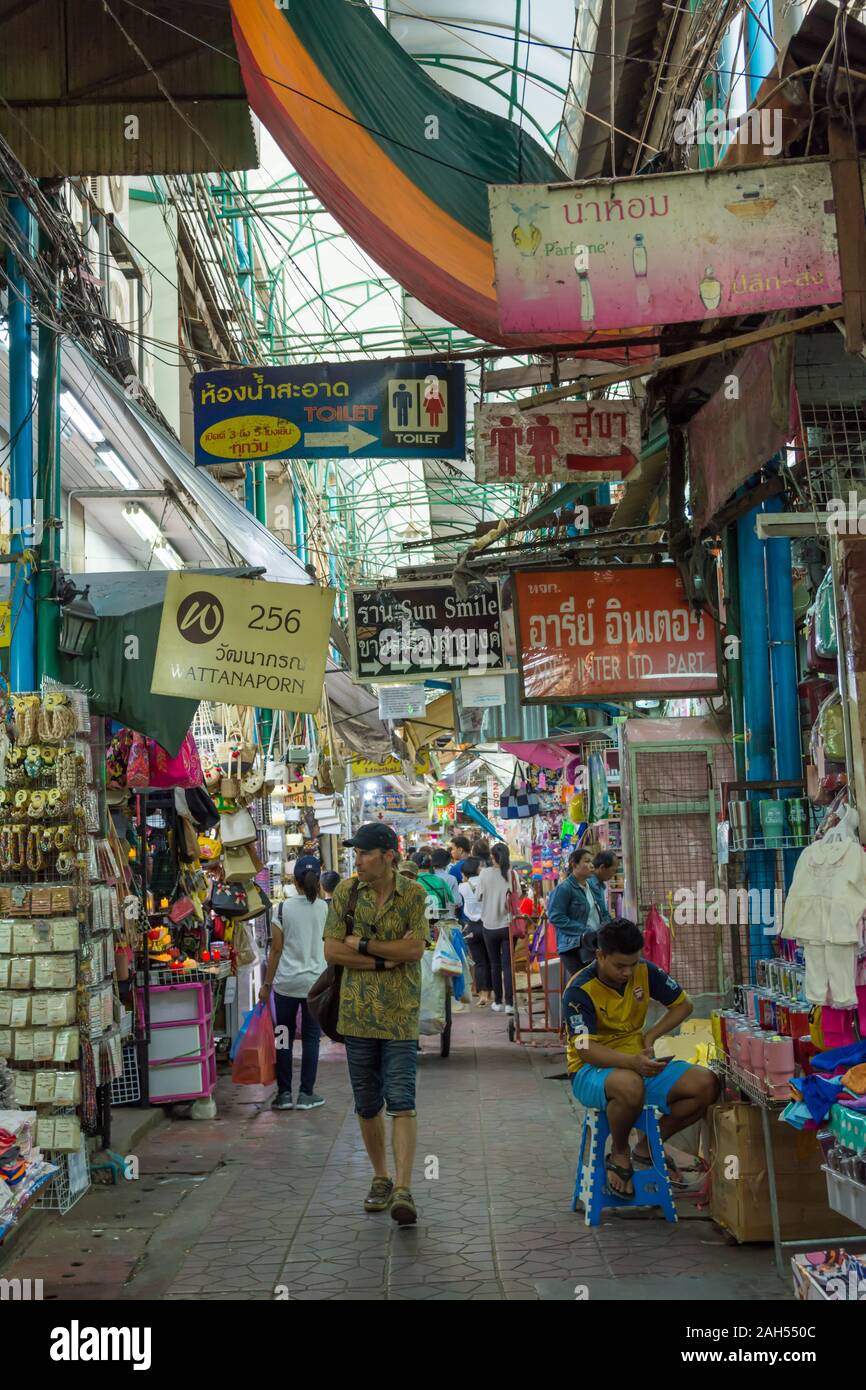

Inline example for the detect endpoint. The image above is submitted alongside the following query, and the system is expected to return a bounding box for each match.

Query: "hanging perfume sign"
[513,566,720,701]
[489,159,843,333]
[474,401,640,483]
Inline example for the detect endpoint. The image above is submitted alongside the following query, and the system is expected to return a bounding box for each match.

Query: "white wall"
[128,193,181,437]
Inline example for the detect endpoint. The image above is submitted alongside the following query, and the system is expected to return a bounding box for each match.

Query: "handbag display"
[220,808,257,847]
[210,881,248,917]
[500,764,541,820]
[223,844,258,882]
[308,879,361,1043]
[169,895,196,925]
[197,833,221,861]
[237,882,271,921]
[146,732,203,790]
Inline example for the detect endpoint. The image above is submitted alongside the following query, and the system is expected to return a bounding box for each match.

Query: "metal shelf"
[730,835,811,853]
[711,1055,788,1109]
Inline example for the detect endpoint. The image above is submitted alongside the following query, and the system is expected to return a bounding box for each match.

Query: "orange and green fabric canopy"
[230,0,647,357]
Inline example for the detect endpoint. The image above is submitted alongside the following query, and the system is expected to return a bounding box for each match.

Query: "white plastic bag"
[432,929,462,976]
[420,950,448,1034]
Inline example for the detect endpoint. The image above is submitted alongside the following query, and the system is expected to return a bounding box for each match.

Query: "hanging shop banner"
[151,573,335,714]
[489,159,842,334]
[349,580,505,683]
[193,359,466,464]
[486,777,502,813]
[474,401,640,483]
[377,685,428,721]
[513,566,719,702]
[688,333,798,531]
[351,755,402,777]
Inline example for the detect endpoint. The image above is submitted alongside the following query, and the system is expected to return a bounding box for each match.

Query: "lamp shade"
[58,587,98,658]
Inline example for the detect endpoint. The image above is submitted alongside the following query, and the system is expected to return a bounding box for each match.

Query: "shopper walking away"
[415,850,454,915]
[259,855,327,1111]
[470,835,493,868]
[431,846,458,905]
[548,848,613,987]
[476,842,519,1013]
[323,824,427,1226]
[457,857,490,1003]
[449,834,472,884]
[321,871,341,902]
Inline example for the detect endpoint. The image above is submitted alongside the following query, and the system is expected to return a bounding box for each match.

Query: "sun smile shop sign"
[151,573,335,714]
[513,566,719,702]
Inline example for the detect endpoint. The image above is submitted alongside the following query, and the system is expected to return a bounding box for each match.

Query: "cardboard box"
[709,1102,861,1243]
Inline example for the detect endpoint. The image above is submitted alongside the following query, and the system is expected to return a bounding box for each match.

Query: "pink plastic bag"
[146,731,203,789]
[643,905,672,973]
[231,1002,276,1086]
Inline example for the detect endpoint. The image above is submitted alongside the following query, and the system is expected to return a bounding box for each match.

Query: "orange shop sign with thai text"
[513,567,719,701]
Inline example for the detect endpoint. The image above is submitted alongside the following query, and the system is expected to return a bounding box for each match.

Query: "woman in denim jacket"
[548,848,613,985]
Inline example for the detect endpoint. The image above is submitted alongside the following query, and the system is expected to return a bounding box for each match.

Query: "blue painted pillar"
[737,498,775,968]
[293,486,307,565]
[746,0,775,101]
[7,199,36,692]
[764,490,802,893]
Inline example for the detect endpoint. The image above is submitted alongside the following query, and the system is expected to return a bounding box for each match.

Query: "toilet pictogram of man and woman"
[391,375,446,430]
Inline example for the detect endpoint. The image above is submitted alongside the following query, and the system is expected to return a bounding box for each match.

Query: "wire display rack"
[34,1139,90,1213]
[109,1043,141,1107]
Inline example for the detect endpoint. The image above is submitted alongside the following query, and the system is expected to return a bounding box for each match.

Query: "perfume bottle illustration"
[577,269,595,322]
[632,234,647,276]
[699,266,722,311]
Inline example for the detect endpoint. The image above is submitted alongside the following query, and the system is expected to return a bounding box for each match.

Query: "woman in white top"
[476,843,520,1013]
[260,855,328,1111]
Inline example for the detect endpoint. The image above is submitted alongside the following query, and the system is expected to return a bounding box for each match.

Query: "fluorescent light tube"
[95,447,137,490]
[60,391,104,444]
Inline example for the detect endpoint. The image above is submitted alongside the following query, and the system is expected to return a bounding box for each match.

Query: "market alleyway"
[2,1010,789,1301]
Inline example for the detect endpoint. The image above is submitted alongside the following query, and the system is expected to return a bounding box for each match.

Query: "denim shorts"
[343,1036,418,1119]
[571,1059,692,1113]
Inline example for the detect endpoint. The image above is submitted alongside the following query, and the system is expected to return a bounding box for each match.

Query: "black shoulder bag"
[308,878,361,1043]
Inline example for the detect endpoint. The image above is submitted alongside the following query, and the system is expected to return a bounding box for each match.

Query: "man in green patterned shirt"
[323,823,428,1226]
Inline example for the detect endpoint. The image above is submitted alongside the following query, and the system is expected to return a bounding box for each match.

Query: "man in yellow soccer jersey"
[563,917,719,1198]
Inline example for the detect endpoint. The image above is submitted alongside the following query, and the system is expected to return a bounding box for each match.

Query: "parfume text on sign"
[513,566,719,701]
[489,159,843,334]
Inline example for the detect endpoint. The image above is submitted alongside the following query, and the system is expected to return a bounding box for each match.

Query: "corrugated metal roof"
[0,0,257,175]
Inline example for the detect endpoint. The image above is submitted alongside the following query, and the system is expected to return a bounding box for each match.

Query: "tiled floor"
[1,1006,789,1300]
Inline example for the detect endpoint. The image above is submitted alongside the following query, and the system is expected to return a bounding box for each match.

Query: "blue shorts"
[571,1059,692,1113]
[343,1036,418,1119]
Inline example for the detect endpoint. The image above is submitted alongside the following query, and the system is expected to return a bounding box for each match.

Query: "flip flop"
[604,1155,635,1198]
[632,1150,690,1189]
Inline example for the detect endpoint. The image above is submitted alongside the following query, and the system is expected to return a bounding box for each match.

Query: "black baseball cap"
[343,823,399,852]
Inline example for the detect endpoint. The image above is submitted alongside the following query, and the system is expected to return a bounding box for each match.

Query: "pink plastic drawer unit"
[137,983,215,1104]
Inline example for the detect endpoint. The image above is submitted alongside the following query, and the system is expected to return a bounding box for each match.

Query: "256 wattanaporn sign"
[513,566,719,702]
[151,573,335,714]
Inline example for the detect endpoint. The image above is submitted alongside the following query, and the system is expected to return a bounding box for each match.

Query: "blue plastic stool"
[572,1105,678,1226]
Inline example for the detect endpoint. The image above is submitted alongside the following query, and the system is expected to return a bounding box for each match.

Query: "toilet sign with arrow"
[193,358,466,464]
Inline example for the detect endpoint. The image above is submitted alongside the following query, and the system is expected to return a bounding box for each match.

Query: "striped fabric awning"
[230,0,647,357]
